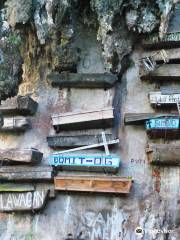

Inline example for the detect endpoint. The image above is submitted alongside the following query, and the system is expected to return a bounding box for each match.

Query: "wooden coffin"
[52,108,114,132]
[146,144,180,165]
[140,64,180,81]
[0,166,53,181]
[0,148,43,165]
[49,154,120,172]
[149,91,180,107]
[0,95,38,115]
[0,190,49,212]
[124,113,178,125]
[54,175,132,194]
[146,117,180,138]
[47,133,114,148]
[0,117,30,131]
[47,72,118,88]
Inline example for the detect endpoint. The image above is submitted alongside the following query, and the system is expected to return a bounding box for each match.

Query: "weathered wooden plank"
[49,154,120,172]
[0,166,53,181]
[0,190,49,212]
[0,148,43,164]
[146,144,180,165]
[145,118,180,139]
[142,48,180,63]
[52,108,114,132]
[140,64,180,80]
[47,133,114,148]
[55,175,132,194]
[0,95,38,115]
[0,117,30,132]
[0,183,35,192]
[142,32,180,50]
[149,91,180,106]
[47,72,118,88]
[124,113,178,125]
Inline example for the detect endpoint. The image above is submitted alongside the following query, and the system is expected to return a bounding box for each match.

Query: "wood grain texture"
[47,133,114,148]
[52,108,114,131]
[0,166,53,181]
[55,175,132,194]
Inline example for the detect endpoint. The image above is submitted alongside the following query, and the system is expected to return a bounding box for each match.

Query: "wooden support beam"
[0,190,49,212]
[140,64,180,81]
[0,166,53,181]
[0,95,38,115]
[149,91,180,107]
[0,183,35,192]
[0,117,30,132]
[54,175,132,194]
[47,72,118,89]
[124,113,178,125]
[0,148,43,164]
[52,108,114,132]
[47,133,114,148]
[146,144,180,165]
[49,154,120,173]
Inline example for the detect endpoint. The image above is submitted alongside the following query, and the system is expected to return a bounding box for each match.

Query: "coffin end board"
[52,108,114,132]
[47,72,118,89]
[49,154,120,173]
[0,117,31,132]
[0,166,54,182]
[54,176,132,194]
[0,96,38,115]
[47,134,114,148]
[0,190,49,212]
[146,144,180,165]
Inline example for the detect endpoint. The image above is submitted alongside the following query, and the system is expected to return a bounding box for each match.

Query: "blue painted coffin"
[145,118,179,130]
[48,154,120,172]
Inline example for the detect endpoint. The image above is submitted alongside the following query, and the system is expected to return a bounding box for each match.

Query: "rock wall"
[0,0,180,240]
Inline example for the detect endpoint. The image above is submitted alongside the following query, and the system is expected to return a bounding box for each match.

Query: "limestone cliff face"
[0,1,180,240]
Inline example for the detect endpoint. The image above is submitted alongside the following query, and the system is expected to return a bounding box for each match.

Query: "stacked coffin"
[126,4,180,167]
[0,148,54,212]
[0,96,54,212]
[47,70,132,194]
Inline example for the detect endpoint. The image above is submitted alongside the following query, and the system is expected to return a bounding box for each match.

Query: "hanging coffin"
[149,91,180,107]
[54,175,132,194]
[146,144,180,165]
[52,108,114,132]
[49,154,120,172]
[0,95,38,115]
[145,117,180,138]
[47,72,118,88]
[0,117,30,132]
[47,133,114,148]
[0,148,43,165]
[0,166,53,181]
